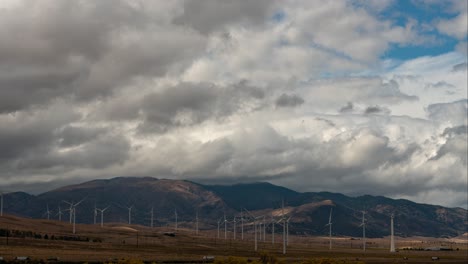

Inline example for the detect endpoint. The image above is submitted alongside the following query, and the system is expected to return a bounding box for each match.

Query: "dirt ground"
[0,214,467,263]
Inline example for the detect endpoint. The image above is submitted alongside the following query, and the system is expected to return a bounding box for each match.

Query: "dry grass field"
[0,214,467,263]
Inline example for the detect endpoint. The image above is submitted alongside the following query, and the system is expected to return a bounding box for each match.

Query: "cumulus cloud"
[275,94,304,108]
[0,0,466,209]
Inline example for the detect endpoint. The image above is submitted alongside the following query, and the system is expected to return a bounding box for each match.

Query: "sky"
[0,0,466,208]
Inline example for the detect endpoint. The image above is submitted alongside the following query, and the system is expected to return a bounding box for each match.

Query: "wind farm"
[0,177,466,263]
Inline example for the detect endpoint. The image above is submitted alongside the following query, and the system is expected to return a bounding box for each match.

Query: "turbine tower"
[45,204,51,220]
[233,216,236,240]
[390,213,396,252]
[97,206,109,227]
[217,217,222,239]
[271,216,275,245]
[125,205,133,225]
[224,213,227,240]
[56,206,63,221]
[241,211,244,240]
[174,209,178,231]
[281,200,287,254]
[254,216,258,251]
[360,211,366,251]
[64,198,85,234]
[325,208,333,250]
[195,210,199,235]
[150,207,154,228]
[93,204,97,225]
[0,192,3,217]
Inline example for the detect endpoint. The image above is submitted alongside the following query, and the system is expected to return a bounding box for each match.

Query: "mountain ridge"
[2,176,467,238]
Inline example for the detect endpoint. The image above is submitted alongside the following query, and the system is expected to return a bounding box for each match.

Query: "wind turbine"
[263,216,266,242]
[150,207,154,228]
[360,211,366,252]
[390,213,396,252]
[97,206,109,227]
[224,213,227,240]
[93,204,97,225]
[56,206,63,221]
[63,198,85,234]
[241,211,244,240]
[243,208,260,252]
[174,209,178,231]
[217,217,222,239]
[195,210,199,235]
[271,216,275,245]
[233,216,236,240]
[278,200,289,254]
[0,192,3,217]
[44,204,51,220]
[325,208,333,250]
[125,205,133,225]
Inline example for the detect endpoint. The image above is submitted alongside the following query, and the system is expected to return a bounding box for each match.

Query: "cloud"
[275,94,305,108]
[435,3,468,39]
[427,99,468,126]
[452,62,467,72]
[135,81,266,133]
[173,0,275,34]
[339,102,354,113]
[364,105,391,114]
[0,0,466,209]
[0,0,206,112]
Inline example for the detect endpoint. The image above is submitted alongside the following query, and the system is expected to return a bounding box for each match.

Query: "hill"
[2,177,467,238]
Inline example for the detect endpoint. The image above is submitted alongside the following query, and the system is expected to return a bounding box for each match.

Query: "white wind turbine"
[243,208,261,252]
[217,217,222,239]
[389,214,395,252]
[125,205,133,225]
[325,208,333,250]
[277,200,291,254]
[240,211,244,240]
[195,210,199,235]
[56,206,63,221]
[360,211,367,252]
[93,204,97,225]
[0,192,3,217]
[150,207,154,228]
[271,216,275,245]
[63,198,85,234]
[44,204,52,220]
[174,208,178,231]
[223,213,228,240]
[232,216,236,240]
[97,206,109,227]
[263,216,266,242]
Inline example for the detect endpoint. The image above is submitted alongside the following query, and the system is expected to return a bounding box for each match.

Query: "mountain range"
[1,177,467,238]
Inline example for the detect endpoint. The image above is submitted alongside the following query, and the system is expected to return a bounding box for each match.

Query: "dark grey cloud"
[339,102,354,113]
[275,94,305,108]
[372,80,418,103]
[427,99,468,125]
[364,105,390,114]
[19,135,130,170]
[138,82,265,133]
[442,125,467,136]
[173,0,275,34]
[0,0,206,112]
[57,126,106,148]
[452,62,467,72]
[0,104,79,162]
